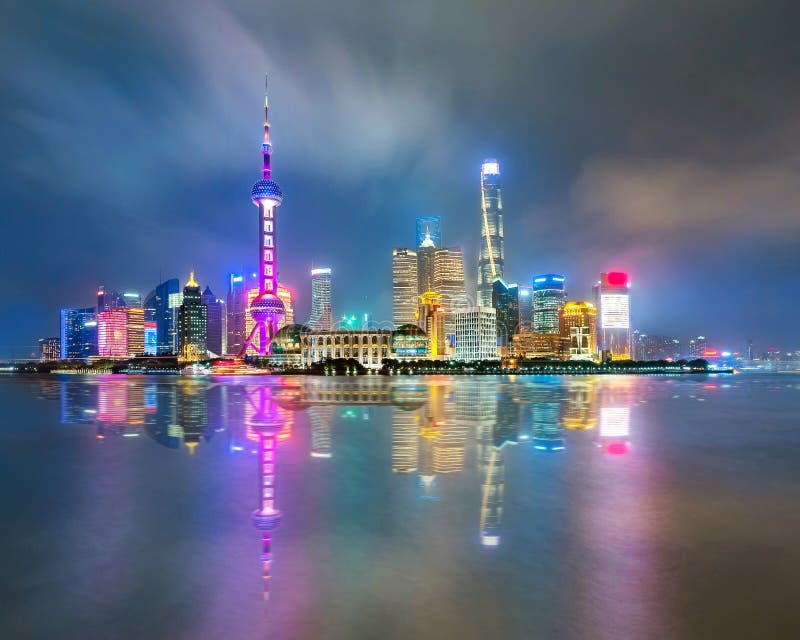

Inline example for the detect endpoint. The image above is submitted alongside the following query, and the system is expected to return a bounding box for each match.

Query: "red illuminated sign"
[605,271,628,286]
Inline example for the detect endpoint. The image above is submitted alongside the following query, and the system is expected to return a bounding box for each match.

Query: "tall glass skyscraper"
[532,274,566,334]
[309,268,333,330]
[517,285,533,332]
[491,279,520,349]
[177,272,208,361]
[416,216,442,250]
[477,159,504,308]
[60,308,98,360]
[202,285,227,357]
[144,278,180,355]
[392,249,418,327]
[593,272,631,359]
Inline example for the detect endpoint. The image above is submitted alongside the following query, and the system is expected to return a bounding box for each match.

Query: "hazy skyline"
[2,0,799,357]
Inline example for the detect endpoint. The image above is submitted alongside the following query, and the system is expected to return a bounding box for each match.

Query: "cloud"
[570,157,800,241]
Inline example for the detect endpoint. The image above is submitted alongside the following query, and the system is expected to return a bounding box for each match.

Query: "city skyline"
[3,2,799,357]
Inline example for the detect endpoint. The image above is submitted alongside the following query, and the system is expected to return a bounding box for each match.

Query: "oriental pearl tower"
[240,75,285,357]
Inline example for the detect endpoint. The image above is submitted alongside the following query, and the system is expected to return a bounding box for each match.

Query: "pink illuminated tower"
[246,385,283,603]
[240,75,285,357]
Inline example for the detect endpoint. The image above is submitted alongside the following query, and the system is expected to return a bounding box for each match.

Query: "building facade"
[512,332,567,359]
[177,272,208,361]
[433,247,468,314]
[143,278,180,355]
[633,333,681,360]
[309,268,333,330]
[97,309,129,358]
[492,279,520,352]
[559,301,597,360]
[60,307,98,360]
[125,307,145,356]
[39,337,60,362]
[301,330,392,369]
[392,248,418,327]
[417,231,437,295]
[455,307,498,361]
[593,272,631,359]
[201,286,227,357]
[477,160,504,308]
[517,285,533,333]
[417,291,448,359]
[532,274,566,334]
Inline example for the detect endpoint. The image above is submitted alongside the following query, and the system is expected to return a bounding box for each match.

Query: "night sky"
[2,1,799,357]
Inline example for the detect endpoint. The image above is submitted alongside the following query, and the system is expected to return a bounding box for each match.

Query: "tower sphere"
[251,179,283,206]
[252,509,282,531]
[249,293,286,324]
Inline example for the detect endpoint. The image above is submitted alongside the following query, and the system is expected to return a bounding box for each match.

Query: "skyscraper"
[241,75,286,356]
[60,307,97,359]
[477,159,504,308]
[492,279,520,351]
[517,285,533,332]
[96,286,124,313]
[309,268,333,330]
[225,272,257,356]
[392,249,418,327]
[416,216,442,250]
[593,272,631,359]
[417,230,436,295]
[202,285,227,357]
[433,247,467,313]
[559,301,597,360]
[97,309,128,357]
[177,271,207,361]
[143,278,180,355]
[455,307,498,361]
[533,274,566,334]
[125,307,145,356]
[417,291,447,359]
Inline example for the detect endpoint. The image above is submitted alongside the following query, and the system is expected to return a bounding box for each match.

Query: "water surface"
[1,374,798,639]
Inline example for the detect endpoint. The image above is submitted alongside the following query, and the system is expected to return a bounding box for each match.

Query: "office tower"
[477,159,504,308]
[417,230,436,294]
[688,336,708,358]
[201,286,226,357]
[455,307,498,360]
[593,272,631,359]
[60,308,98,359]
[417,291,447,358]
[416,216,442,249]
[277,284,294,329]
[308,268,333,331]
[392,249,418,327]
[144,278,179,355]
[517,285,533,332]
[39,338,60,362]
[241,76,286,356]
[433,247,468,313]
[559,301,597,360]
[225,272,258,355]
[121,291,142,307]
[144,322,157,355]
[177,271,208,361]
[125,307,145,356]
[96,286,124,312]
[97,309,128,357]
[492,279,519,351]
[532,274,566,333]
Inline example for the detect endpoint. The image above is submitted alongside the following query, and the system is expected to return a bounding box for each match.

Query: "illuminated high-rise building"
[633,333,680,361]
[688,336,708,358]
[308,268,332,331]
[532,274,566,334]
[477,159,504,308]
[433,247,468,312]
[491,279,519,351]
[276,284,294,330]
[241,76,286,356]
[201,286,226,357]
[593,272,631,359]
[39,337,60,362]
[177,271,207,361]
[455,307,498,361]
[517,285,533,332]
[417,291,447,359]
[226,273,247,355]
[559,301,597,360]
[60,307,97,359]
[143,278,180,355]
[143,322,157,355]
[417,230,436,295]
[392,248,418,327]
[124,307,145,356]
[96,286,124,313]
[416,216,442,250]
[97,309,128,357]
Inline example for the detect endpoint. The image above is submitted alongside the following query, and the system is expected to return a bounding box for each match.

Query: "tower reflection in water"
[58,375,636,604]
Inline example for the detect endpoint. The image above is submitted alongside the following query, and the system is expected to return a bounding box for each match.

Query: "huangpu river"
[1,374,798,639]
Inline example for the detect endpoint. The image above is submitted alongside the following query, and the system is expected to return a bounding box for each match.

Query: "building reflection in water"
[57,375,640,607]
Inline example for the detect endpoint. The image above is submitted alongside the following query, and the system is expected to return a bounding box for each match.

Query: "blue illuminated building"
[416,216,442,249]
[532,274,566,334]
[144,278,180,355]
[60,308,98,360]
